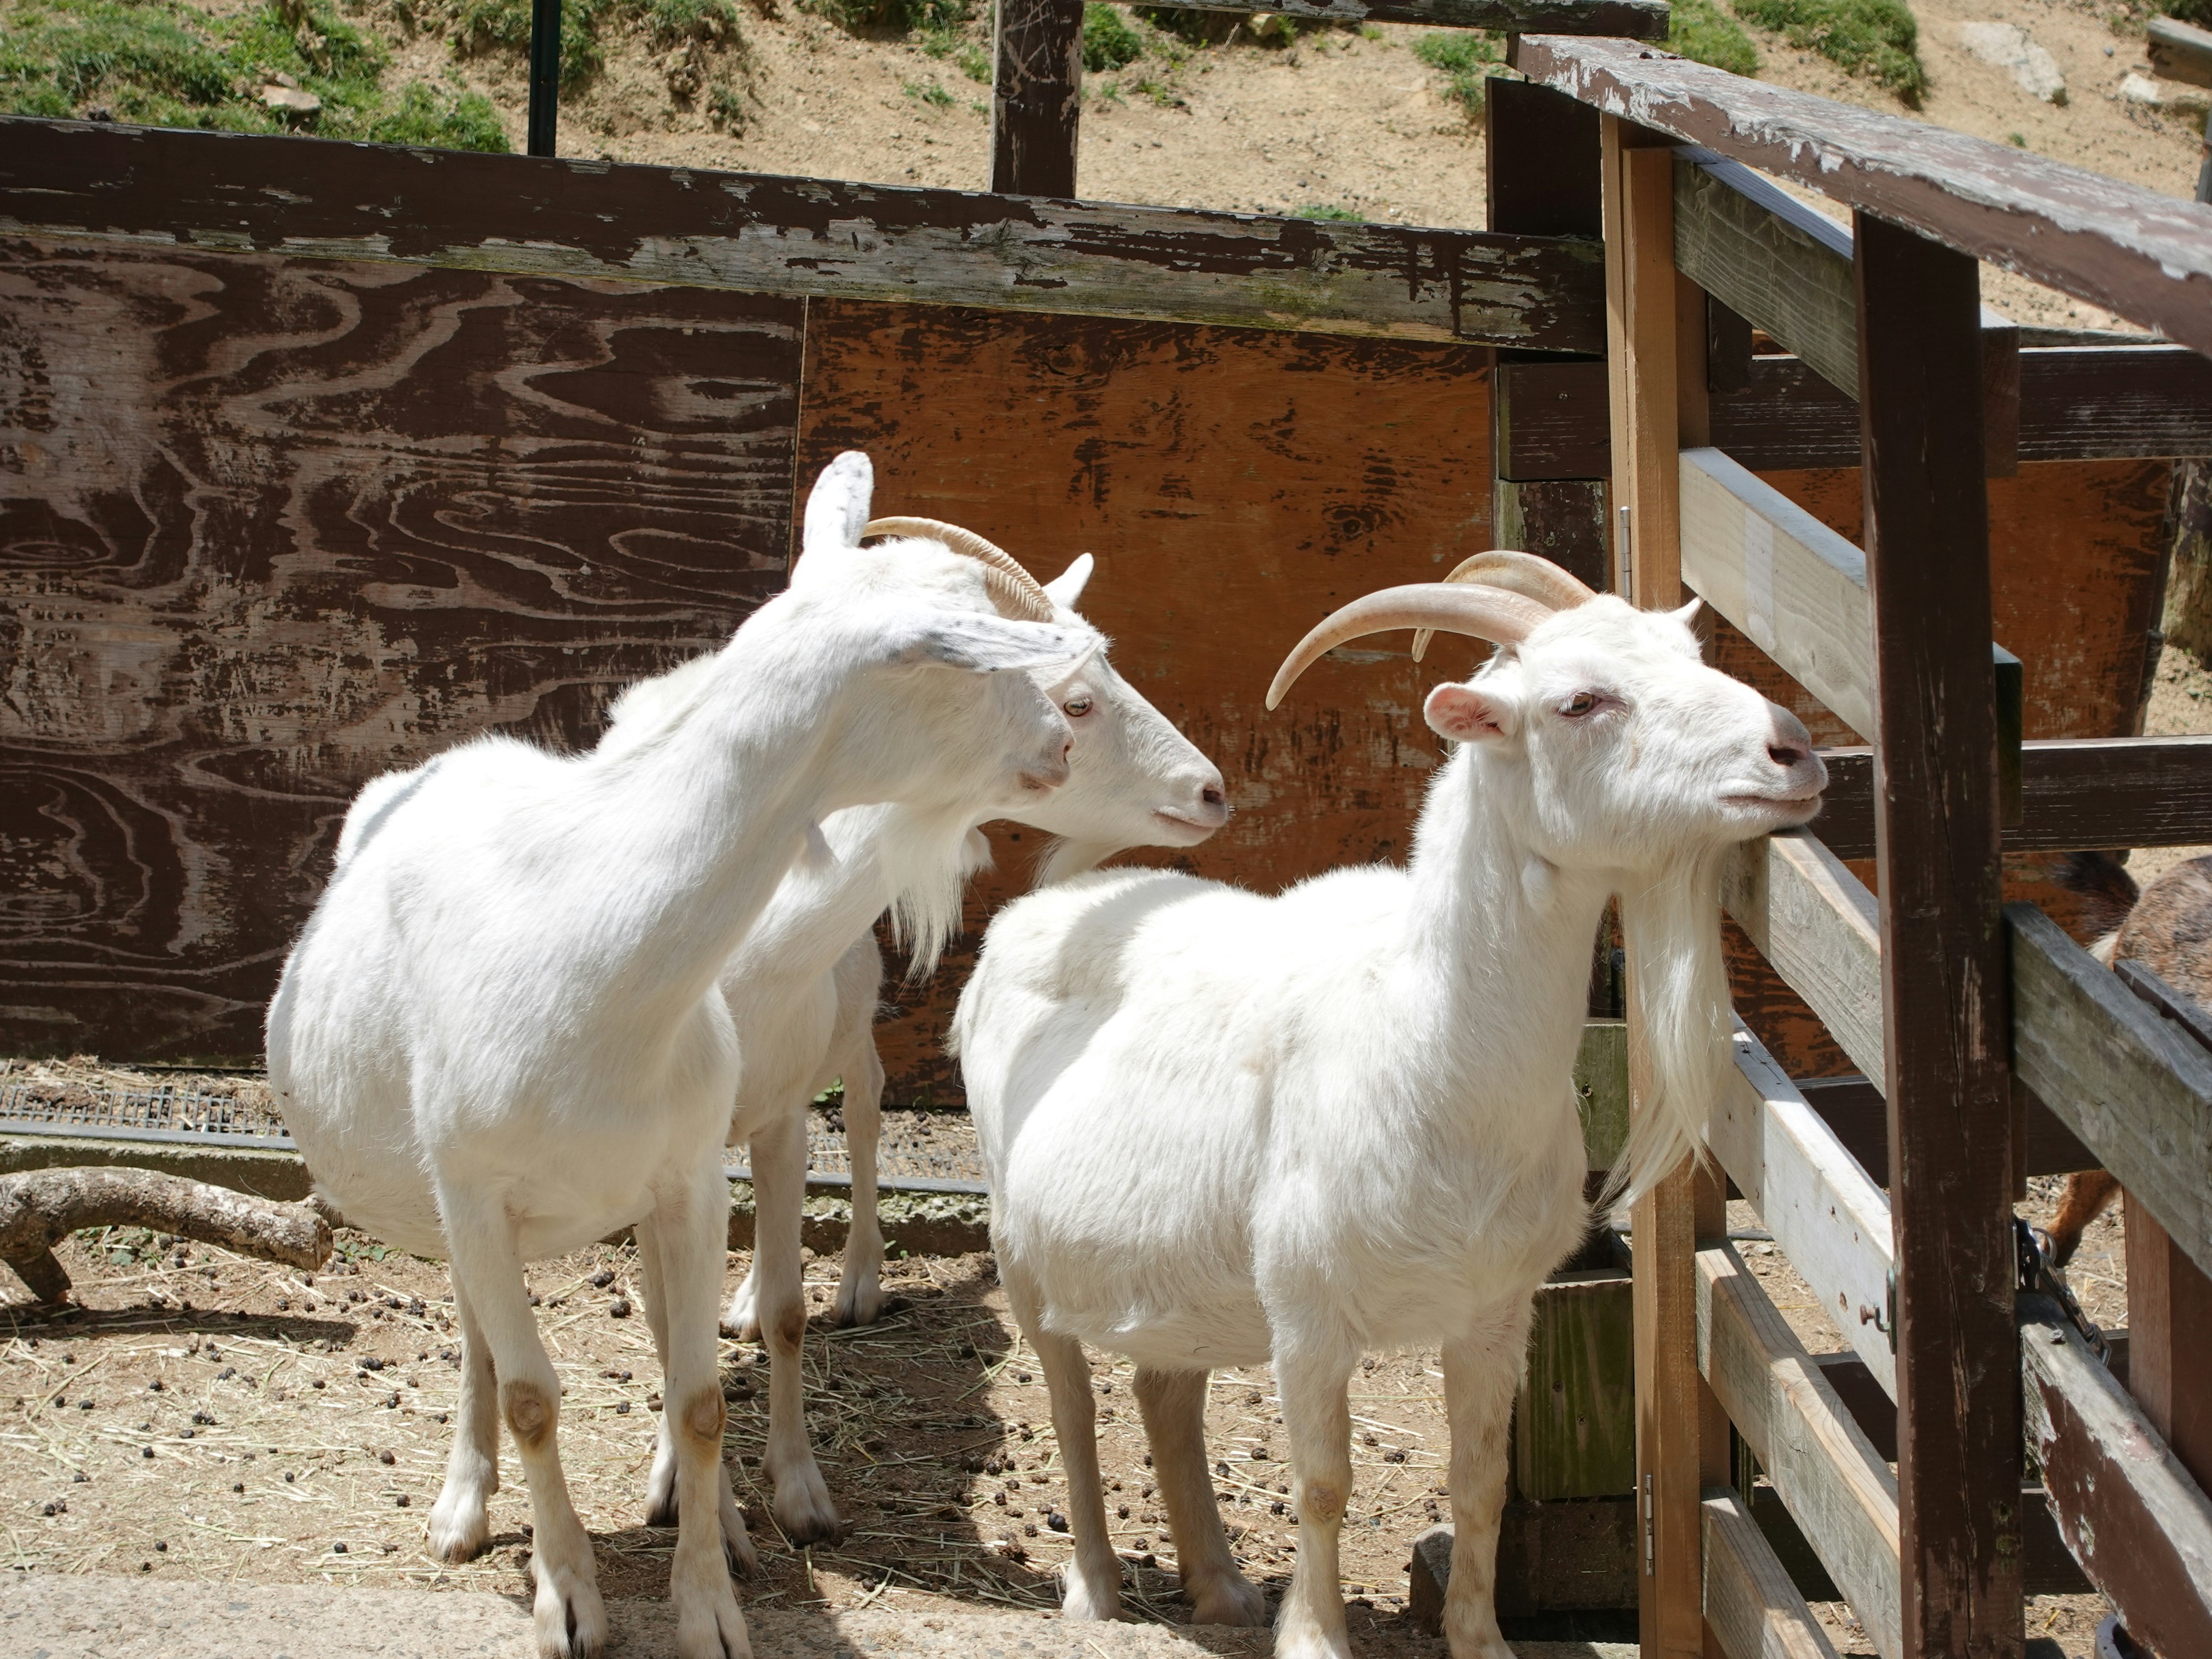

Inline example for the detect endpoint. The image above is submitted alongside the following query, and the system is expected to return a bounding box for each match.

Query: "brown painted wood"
[1856,211,2024,1659]
[1139,0,1666,36]
[1794,1075,2099,1183]
[1813,737,2212,858]
[0,240,802,1061]
[0,119,1607,350]
[792,299,1497,1104]
[1487,77,1606,241]
[2021,1293,2212,1659]
[991,0,1083,198]
[1496,359,1612,480]
[1496,479,1610,594]
[1510,35,2212,355]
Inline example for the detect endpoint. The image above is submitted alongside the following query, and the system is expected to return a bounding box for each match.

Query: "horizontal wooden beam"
[1698,1244,1903,1659]
[1711,1021,1897,1393]
[1812,736,2212,858]
[2008,902,2212,1280]
[1722,834,1884,1087]
[1139,0,1668,30]
[1701,1486,1842,1659]
[0,119,1607,349]
[1794,1073,2101,1183]
[2021,1291,2212,1658]
[1510,34,2212,355]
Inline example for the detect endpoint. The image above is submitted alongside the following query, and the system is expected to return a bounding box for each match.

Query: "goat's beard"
[878,808,989,983]
[1605,845,1732,1209]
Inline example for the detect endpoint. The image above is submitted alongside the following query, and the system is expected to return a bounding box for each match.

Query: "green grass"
[1293,203,1362,221]
[905,76,953,105]
[2165,0,2212,25]
[1668,0,1759,76]
[1,0,510,148]
[1082,2,1143,71]
[1412,29,1502,119]
[1732,0,1925,103]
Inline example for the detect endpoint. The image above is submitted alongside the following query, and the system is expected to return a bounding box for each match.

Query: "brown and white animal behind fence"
[952,554,1826,1659]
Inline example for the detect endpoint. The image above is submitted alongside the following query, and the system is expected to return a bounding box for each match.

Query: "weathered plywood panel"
[0,241,801,1059]
[796,300,1492,1103]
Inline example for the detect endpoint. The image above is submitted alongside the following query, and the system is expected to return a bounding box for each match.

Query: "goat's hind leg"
[831,1036,887,1327]
[638,1213,757,1576]
[1010,1276,1122,1619]
[1440,1302,1535,1659]
[1131,1366,1265,1626]
[1272,1324,1359,1659]
[439,1191,605,1659]
[426,1273,499,1563]
[753,1109,842,1543]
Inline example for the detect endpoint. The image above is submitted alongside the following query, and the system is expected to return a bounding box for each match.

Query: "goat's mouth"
[1720,789,1824,822]
[1151,807,1225,842]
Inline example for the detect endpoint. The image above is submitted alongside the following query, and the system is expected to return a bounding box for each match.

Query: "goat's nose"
[1202,785,1226,809]
[1766,703,1815,770]
[1768,738,1809,767]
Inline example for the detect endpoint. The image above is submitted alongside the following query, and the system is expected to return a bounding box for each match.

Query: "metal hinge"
[2016,1216,2108,1362]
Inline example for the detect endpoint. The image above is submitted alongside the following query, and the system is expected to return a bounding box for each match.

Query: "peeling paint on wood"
[0,241,800,1059]
[0,120,1607,351]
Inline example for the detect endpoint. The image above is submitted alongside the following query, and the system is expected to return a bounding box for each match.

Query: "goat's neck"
[1396,747,1612,1086]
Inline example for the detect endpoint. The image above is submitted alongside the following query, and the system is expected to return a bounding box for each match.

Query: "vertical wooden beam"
[1488,78,1609,584]
[2126,1198,2212,1495]
[990,0,1084,198]
[1604,112,1708,1659]
[1854,211,2024,1659]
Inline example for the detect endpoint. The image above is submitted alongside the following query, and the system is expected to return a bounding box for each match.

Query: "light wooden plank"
[1681,447,1877,742]
[2008,902,2212,1279]
[1720,831,1885,1086]
[1701,1486,1843,1659]
[2021,1293,2212,1657]
[1697,1245,1904,1659]
[1711,1020,1896,1396]
[1577,1019,1631,1171]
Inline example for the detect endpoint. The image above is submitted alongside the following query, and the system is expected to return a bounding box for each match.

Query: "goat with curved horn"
[863,516,1058,623]
[1412,551,1596,662]
[1266,582,1554,711]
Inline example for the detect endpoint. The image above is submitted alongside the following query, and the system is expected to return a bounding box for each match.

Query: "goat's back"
[2117,854,2212,1006]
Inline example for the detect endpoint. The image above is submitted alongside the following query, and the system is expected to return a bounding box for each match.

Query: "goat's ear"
[1042,552,1093,611]
[801,451,874,560]
[1425,682,1514,744]
[895,612,1096,675]
[1668,596,1713,654]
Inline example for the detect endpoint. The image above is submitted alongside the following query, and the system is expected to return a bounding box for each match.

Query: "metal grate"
[0,1075,988,1195]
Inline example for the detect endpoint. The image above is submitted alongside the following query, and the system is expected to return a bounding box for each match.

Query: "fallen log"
[0,1167,332,1303]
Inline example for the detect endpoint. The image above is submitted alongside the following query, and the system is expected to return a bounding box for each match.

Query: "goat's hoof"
[770,1479,844,1547]
[721,1279,762,1342]
[675,1572,752,1659]
[1189,1573,1268,1628]
[831,1275,884,1328]
[1271,1622,1352,1659]
[645,1493,680,1529]
[1060,1558,1124,1621]
[426,1491,491,1565]
[529,1550,606,1659]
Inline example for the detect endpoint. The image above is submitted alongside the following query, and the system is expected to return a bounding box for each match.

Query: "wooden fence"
[7,6,2212,1652]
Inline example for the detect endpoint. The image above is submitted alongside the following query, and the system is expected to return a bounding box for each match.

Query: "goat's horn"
[1411,551,1596,662]
[862,516,1056,623]
[1267,584,1552,711]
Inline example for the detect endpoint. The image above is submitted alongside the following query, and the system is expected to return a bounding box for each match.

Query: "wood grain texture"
[0,240,801,1059]
[0,119,1607,350]
[1700,1486,1843,1659]
[2020,1292,2212,1659]
[792,299,1495,1103]
[1134,0,1666,35]
[1495,478,1610,594]
[1696,1245,1903,1659]
[1516,1270,1636,1500]
[991,0,1084,198]
[1711,1020,1896,1394]
[2008,902,2212,1278]
[1494,359,1611,481]
[1510,34,2212,355]
[1721,832,1885,1086]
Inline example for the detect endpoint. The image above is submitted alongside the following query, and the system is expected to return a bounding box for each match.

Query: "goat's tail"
[1600,847,1730,1210]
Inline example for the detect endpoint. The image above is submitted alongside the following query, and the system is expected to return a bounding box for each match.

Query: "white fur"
[265,452,1100,1659]
[952,593,1825,1658]
[608,547,1228,1544]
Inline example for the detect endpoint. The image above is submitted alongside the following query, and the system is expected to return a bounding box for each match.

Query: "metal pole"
[527,0,561,157]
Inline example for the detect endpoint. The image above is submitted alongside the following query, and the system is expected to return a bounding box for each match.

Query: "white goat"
[267,452,1101,1659]
[599,543,1228,1544]
[952,555,1827,1659]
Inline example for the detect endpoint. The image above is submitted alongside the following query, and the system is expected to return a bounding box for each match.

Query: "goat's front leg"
[648,1165,754,1659]
[637,1213,757,1577]
[752,1108,842,1543]
[1440,1302,1535,1659]
[1131,1366,1265,1625]
[1272,1324,1360,1659]
[830,1037,887,1327]
[426,1272,499,1563]
[438,1191,605,1659]
[1007,1274,1121,1619]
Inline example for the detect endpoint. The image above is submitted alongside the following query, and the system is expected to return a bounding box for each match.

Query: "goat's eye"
[1562,692,1601,718]
[1063,695,1093,717]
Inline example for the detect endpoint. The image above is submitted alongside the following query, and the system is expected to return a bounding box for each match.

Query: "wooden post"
[1603,112,1715,1659]
[1854,211,2024,1659]
[527,0,562,156]
[1488,78,1609,587]
[990,0,1084,198]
